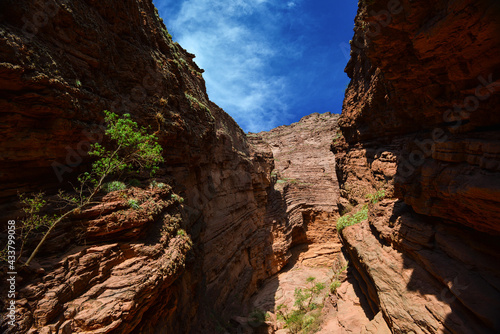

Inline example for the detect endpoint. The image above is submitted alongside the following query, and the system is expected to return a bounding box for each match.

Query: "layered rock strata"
[334,0,500,333]
[0,0,277,332]
[256,112,341,268]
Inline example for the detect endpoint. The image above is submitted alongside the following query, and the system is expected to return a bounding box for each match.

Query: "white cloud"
[160,0,302,132]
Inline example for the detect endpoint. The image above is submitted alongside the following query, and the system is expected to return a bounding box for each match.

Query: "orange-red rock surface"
[0,1,271,332]
[0,2,344,333]
[334,0,500,333]
[2,0,500,333]
[256,112,341,268]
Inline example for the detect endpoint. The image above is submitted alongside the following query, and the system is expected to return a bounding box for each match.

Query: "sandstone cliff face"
[0,1,275,333]
[246,113,347,332]
[335,0,500,333]
[256,112,341,268]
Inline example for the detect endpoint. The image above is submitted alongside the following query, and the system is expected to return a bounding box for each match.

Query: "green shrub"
[102,181,127,193]
[277,276,326,333]
[366,189,385,204]
[150,180,167,189]
[21,110,163,265]
[336,205,368,232]
[128,199,140,210]
[177,229,186,236]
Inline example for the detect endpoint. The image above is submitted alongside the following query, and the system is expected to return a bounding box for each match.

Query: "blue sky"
[153,0,358,133]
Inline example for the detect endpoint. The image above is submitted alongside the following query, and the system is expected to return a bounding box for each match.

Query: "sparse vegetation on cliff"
[102,180,127,193]
[336,205,368,232]
[17,111,163,265]
[329,260,348,294]
[185,92,210,112]
[366,188,385,203]
[336,188,386,232]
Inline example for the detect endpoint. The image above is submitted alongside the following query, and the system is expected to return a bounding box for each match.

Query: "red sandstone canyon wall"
[334,0,500,332]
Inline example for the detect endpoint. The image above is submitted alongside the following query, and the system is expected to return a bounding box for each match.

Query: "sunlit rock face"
[334,0,500,333]
[255,112,342,269]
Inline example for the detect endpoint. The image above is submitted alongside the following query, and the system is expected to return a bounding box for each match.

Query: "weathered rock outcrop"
[6,186,192,334]
[334,0,500,333]
[256,112,341,268]
[245,113,347,332]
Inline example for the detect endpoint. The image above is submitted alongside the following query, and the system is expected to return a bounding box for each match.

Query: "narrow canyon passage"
[0,0,499,333]
[242,113,391,333]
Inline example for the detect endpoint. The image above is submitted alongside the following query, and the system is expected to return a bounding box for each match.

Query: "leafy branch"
[21,110,163,266]
[277,276,326,333]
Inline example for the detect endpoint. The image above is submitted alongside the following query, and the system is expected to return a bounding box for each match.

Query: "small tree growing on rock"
[277,276,326,334]
[21,110,163,265]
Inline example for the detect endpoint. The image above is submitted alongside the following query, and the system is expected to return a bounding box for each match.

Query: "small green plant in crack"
[176,229,186,236]
[150,180,167,189]
[329,261,349,294]
[336,205,368,232]
[102,181,127,193]
[128,199,140,210]
[184,92,210,112]
[179,57,188,67]
[171,193,184,203]
[330,280,341,294]
[333,131,343,145]
[366,188,385,204]
[337,188,387,232]
[276,178,298,185]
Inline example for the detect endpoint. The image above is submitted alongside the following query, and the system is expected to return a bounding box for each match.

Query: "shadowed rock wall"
[0,1,280,332]
[334,0,500,332]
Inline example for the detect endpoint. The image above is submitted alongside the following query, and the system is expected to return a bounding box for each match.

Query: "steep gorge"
[0,0,499,333]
